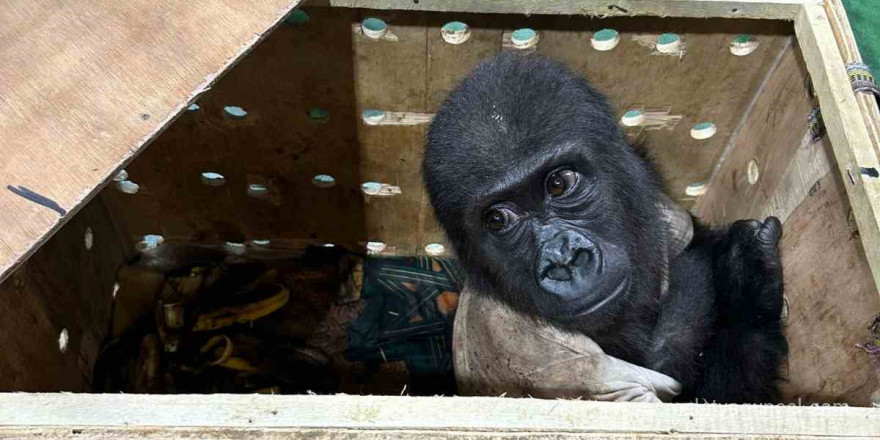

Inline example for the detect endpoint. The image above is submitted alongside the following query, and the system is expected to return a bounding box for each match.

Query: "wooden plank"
[0,0,304,284]
[353,10,429,256]
[696,40,811,222]
[0,194,131,391]
[778,150,880,406]
[795,4,880,295]
[0,394,878,438]
[321,0,817,20]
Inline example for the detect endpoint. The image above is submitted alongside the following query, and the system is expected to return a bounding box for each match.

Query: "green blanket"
[843,0,879,73]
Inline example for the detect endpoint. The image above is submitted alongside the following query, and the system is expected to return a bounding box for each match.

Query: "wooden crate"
[1,0,879,437]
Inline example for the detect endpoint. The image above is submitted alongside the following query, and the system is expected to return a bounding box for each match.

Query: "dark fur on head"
[424,52,666,332]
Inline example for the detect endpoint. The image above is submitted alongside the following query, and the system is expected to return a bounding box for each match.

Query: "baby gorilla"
[423,53,787,403]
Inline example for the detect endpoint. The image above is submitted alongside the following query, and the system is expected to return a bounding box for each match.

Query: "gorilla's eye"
[484,208,513,232]
[546,169,578,197]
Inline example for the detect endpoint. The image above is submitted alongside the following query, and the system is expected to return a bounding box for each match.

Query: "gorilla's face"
[474,152,633,322]
[424,53,666,329]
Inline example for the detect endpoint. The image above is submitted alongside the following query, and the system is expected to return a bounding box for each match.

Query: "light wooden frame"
[0,394,878,438]
[1,0,879,437]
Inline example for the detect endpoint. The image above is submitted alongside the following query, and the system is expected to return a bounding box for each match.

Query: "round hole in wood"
[424,243,446,256]
[685,182,708,197]
[747,159,760,185]
[201,172,226,186]
[84,227,93,250]
[223,106,247,119]
[511,28,538,49]
[58,328,69,353]
[366,241,387,255]
[690,122,717,140]
[362,109,386,125]
[441,21,471,44]
[361,18,388,39]
[286,10,309,25]
[312,174,336,188]
[656,33,681,54]
[621,109,645,127]
[307,107,330,122]
[137,234,165,252]
[591,28,620,51]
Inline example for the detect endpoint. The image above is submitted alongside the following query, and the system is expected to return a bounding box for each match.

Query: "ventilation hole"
[187,103,200,111]
[362,109,386,125]
[112,282,120,299]
[200,172,226,186]
[730,34,759,56]
[58,328,69,353]
[223,106,247,119]
[747,159,760,185]
[366,241,387,255]
[424,243,446,256]
[251,239,271,247]
[621,109,645,127]
[362,182,386,195]
[731,8,740,14]
[224,241,247,255]
[510,28,538,49]
[115,180,140,194]
[591,28,620,51]
[780,295,790,324]
[307,108,330,122]
[286,10,309,25]
[656,33,681,53]
[84,227,93,250]
[361,18,388,39]
[685,182,708,197]
[247,184,269,197]
[441,21,471,44]
[113,169,129,182]
[137,234,165,252]
[312,174,336,188]
[690,122,717,140]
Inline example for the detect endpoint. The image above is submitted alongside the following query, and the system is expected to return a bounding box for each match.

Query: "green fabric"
[842,0,880,74]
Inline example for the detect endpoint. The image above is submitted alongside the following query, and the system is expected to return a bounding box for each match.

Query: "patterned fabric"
[345,256,463,382]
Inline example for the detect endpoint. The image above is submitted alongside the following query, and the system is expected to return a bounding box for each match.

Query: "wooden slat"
[0,0,304,284]
[0,394,878,438]
[321,0,817,20]
[795,4,880,295]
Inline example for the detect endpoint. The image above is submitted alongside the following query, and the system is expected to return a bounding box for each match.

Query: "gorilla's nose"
[538,230,600,288]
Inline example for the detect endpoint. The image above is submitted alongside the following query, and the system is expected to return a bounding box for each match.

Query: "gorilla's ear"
[658,193,693,259]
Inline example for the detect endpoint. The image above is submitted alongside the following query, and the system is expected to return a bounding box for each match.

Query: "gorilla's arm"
[695,217,788,403]
[649,218,788,403]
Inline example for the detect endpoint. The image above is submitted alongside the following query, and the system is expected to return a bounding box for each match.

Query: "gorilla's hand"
[714,217,784,326]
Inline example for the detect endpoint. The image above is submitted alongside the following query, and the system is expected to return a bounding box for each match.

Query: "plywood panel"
[105,7,367,249]
[696,42,813,222]
[695,40,880,405]
[532,17,792,208]
[107,11,799,256]
[0,0,304,284]
[0,194,130,391]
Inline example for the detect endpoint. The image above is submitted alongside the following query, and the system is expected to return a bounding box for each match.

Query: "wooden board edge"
[0,0,306,285]
[318,0,818,20]
[0,394,878,437]
[794,4,880,298]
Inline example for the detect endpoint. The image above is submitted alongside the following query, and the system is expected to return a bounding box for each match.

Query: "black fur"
[423,52,787,403]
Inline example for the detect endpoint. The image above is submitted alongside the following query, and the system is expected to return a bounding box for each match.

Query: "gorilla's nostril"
[571,249,591,266]
[545,265,571,281]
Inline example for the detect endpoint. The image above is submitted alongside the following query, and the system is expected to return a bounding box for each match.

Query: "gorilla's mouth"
[547,277,630,323]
